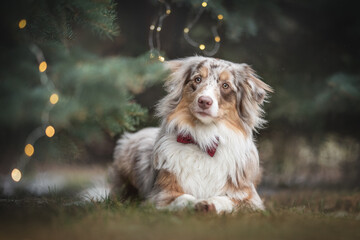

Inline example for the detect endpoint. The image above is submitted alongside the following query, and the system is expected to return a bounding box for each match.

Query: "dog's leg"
[230,184,265,211]
[195,196,234,213]
[150,170,197,210]
[196,184,265,213]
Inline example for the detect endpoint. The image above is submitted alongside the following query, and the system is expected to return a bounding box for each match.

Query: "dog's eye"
[194,77,202,84]
[222,83,229,89]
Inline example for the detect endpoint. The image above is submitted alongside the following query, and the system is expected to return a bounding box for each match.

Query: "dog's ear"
[164,60,183,73]
[236,64,273,130]
[156,59,189,118]
[240,63,273,104]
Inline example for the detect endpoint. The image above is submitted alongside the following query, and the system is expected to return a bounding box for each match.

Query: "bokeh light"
[24,144,34,157]
[11,168,22,182]
[184,28,189,33]
[39,61,47,72]
[199,44,205,50]
[217,14,224,20]
[202,2,207,7]
[49,93,59,104]
[45,125,55,138]
[158,56,165,62]
[18,19,27,29]
[215,36,221,42]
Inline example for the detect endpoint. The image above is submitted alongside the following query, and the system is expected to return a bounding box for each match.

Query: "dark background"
[0,0,360,191]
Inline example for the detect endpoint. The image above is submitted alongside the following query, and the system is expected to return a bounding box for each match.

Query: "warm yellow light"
[25,144,34,157]
[45,125,55,138]
[39,61,47,72]
[215,36,221,42]
[158,56,165,62]
[11,168,22,182]
[184,28,189,33]
[150,25,155,30]
[217,14,224,20]
[150,53,154,59]
[199,44,205,50]
[156,26,162,32]
[49,93,59,104]
[166,9,171,15]
[202,2,207,7]
[18,19,27,29]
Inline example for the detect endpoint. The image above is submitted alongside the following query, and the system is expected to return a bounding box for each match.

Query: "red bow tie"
[176,133,219,157]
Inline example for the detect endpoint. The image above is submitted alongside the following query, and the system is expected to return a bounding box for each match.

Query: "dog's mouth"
[195,111,213,118]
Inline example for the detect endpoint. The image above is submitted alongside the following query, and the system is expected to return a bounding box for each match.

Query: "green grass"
[1,190,360,240]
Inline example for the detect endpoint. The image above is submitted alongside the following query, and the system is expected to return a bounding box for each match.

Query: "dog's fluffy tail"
[110,127,160,199]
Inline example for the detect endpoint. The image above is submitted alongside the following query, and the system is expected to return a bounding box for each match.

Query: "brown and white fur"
[110,56,272,213]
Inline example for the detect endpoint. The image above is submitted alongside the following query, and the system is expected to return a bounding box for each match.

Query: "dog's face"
[158,56,272,132]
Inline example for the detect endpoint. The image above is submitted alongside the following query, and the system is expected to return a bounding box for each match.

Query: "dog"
[110,56,272,213]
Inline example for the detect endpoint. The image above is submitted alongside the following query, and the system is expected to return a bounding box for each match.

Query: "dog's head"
[157,56,272,133]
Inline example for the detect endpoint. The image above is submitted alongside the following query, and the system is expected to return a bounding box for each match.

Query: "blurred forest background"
[0,0,360,197]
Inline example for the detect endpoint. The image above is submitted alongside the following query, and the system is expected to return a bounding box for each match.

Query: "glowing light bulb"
[217,14,224,20]
[156,26,162,32]
[18,19,27,29]
[45,125,55,138]
[39,61,47,72]
[49,93,59,104]
[11,168,22,182]
[158,56,165,62]
[184,28,189,33]
[199,44,205,50]
[166,9,171,15]
[202,2,207,7]
[150,25,155,30]
[215,36,221,42]
[25,144,34,157]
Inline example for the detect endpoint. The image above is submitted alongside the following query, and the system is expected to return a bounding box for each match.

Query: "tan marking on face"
[154,170,184,205]
[167,92,197,127]
[218,94,247,135]
[199,66,208,78]
[219,70,230,82]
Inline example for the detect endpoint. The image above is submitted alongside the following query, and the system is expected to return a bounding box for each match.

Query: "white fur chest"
[154,123,257,199]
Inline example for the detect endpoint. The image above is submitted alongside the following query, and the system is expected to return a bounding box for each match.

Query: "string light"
[148,0,171,60]
[24,144,34,157]
[49,93,59,104]
[11,168,22,182]
[182,0,223,56]
[12,20,60,182]
[45,125,55,138]
[18,19,27,29]
[39,61,47,72]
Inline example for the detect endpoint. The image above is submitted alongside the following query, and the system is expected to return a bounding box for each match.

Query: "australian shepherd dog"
[110,56,272,213]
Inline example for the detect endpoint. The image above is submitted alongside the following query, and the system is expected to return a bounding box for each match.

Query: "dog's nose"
[198,96,213,109]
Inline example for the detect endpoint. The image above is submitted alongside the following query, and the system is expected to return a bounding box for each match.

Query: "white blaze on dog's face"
[161,56,272,132]
[185,61,234,124]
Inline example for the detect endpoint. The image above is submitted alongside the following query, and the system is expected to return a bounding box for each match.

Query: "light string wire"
[149,0,171,62]
[183,0,223,56]
[148,0,224,60]
[10,19,59,182]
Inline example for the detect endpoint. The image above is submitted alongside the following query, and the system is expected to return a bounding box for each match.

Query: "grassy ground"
[1,190,360,240]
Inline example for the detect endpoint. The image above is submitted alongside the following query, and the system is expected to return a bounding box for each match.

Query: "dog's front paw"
[195,201,216,213]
